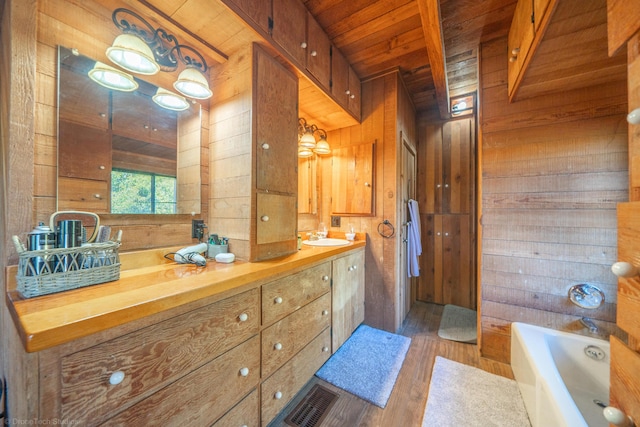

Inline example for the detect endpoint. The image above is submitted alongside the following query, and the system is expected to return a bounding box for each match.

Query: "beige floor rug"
[437,304,477,343]
[422,357,531,427]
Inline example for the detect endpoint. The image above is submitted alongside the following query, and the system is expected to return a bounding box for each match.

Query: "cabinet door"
[332,249,365,351]
[306,12,332,89]
[58,121,111,181]
[58,65,109,130]
[256,193,297,245]
[347,65,361,118]
[112,92,177,147]
[222,0,271,34]
[272,0,307,66]
[420,215,474,309]
[331,142,375,216]
[507,0,535,96]
[255,45,298,195]
[442,119,474,214]
[331,45,349,105]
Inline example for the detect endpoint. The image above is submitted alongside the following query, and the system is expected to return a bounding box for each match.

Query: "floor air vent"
[284,384,339,427]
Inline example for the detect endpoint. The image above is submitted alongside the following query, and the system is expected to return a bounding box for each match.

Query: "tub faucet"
[580,317,598,333]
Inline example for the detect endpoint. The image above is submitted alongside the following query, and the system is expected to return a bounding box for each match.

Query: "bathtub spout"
[580,317,598,333]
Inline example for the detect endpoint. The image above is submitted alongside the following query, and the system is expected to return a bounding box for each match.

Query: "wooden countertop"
[6,240,365,353]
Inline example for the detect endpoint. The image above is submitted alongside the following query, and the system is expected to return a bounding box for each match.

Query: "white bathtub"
[511,322,610,427]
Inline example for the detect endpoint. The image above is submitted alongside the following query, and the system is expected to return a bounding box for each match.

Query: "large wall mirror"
[57,46,202,215]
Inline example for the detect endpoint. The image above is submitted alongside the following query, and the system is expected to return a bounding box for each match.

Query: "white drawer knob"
[262,143,270,150]
[322,310,329,316]
[274,342,283,351]
[628,107,640,125]
[311,50,317,57]
[322,346,329,352]
[300,42,307,49]
[261,215,269,222]
[109,371,125,385]
[322,275,329,281]
[611,261,639,278]
[99,165,105,170]
[94,194,101,199]
[239,367,249,377]
[238,312,248,322]
[274,391,283,399]
[274,296,283,304]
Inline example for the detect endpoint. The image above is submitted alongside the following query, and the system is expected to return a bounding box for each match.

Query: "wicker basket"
[15,241,120,298]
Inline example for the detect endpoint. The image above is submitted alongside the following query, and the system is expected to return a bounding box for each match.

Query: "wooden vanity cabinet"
[40,288,260,426]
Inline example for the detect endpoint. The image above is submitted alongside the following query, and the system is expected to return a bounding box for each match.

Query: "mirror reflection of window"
[111,170,177,214]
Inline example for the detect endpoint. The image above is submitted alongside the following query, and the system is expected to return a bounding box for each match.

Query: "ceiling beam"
[417,0,450,118]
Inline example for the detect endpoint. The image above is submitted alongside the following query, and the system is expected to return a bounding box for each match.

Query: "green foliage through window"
[111,169,177,214]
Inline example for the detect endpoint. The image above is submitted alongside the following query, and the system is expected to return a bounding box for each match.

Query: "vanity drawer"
[262,262,331,326]
[261,327,331,426]
[212,388,259,427]
[60,288,260,424]
[261,292,331,378]
[104,335,260,426]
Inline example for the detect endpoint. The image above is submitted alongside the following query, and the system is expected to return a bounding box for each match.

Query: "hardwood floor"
[269,302,514,426]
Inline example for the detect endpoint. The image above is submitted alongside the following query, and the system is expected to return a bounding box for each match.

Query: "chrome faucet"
[580,317,598,333]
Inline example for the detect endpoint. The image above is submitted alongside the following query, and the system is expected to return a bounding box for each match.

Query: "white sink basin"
[302,238,352,247]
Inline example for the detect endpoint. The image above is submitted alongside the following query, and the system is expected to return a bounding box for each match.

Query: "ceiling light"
[153,88,190,111]
[88,61,138,92]
[106,33,160,75]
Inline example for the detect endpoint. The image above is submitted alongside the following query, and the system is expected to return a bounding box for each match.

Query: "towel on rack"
[407,199,422,277]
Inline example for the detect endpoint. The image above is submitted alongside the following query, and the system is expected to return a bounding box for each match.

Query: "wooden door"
[442,118,474,214]
[400,138,417,320]
[306,12,331,90]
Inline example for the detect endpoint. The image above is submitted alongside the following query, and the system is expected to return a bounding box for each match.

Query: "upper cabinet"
[331,46,361,118]
[222,0,361,120]
[271,0,307,66]
[331,142,375,216]
[305,12,331,90]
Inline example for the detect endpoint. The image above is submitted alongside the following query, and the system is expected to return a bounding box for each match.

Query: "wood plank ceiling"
[303,0,518,114]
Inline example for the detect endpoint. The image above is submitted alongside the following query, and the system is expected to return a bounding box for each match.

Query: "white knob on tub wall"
[603,406,634,427]
[611,261,639,278]
[627,107,640,125]
[109,371,125,385]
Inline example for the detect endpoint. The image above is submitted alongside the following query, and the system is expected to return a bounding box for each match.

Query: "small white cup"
[345,232,356,241]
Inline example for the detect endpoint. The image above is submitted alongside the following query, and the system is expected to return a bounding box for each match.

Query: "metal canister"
[27,222,56,275]
[56,219,83,271]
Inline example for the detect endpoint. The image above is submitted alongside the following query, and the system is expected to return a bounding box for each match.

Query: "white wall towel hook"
[611,261,639,278]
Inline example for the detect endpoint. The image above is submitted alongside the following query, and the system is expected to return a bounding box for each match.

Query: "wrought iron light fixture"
[298,118,331,157]
[105,7,212,100]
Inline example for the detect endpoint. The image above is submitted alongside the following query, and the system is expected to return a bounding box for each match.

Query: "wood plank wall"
[25,0,211,253]
[316,72,416,332]
[479,36,628,362]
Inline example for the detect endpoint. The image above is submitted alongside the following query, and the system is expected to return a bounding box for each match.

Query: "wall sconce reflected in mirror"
[153,88,190,111]
[88,61,139,92]
[298,117,331,157]
[106,7,212,100]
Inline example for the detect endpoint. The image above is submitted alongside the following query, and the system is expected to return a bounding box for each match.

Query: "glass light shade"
[298,146,314,158]
[106,34,160,75]
[299,130,317,148]
[88,62,138,92]
[152,88,190,111]
[174,67,212,99]
[313,138,331,155]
